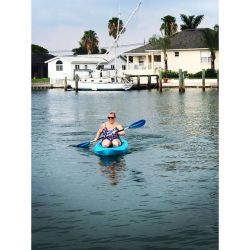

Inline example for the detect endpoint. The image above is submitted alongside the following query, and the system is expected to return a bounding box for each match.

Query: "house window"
[84,65,88,69]
[111,65,115,70]
[154,55,161,62]
[75,65,80,70]
[97,65,104,70]
[122,65,126,70]
[129,56,133,63]
[175,52,179,57]
[139,56,144,64]
[56,60,63,71]
[200,51,211,63]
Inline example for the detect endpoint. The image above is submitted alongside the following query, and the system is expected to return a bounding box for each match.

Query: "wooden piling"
[217,70,219,89]
[202,69,206,91]
[156,75,159,89]
[64,76,68,91]
[147,75,151,89]
[159,72,162,92]
[75,74,79,92]
[179,69,185,93]
[137,75,140,90]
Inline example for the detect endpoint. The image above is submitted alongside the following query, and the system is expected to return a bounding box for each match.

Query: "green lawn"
[32,78,49,83]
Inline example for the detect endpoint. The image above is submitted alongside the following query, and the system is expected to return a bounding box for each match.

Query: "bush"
[188,69,217,79]
[204,69,218,78]
[161,70,179,79]
[188,72,202,79]
[160,69,218,79]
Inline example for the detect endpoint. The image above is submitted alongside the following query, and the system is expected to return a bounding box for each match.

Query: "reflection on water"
[98,156,126,185]
[32,89,218,250]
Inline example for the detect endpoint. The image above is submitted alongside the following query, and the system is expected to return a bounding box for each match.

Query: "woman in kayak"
[94,111,125,147]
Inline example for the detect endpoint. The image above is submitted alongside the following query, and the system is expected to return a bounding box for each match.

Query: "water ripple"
[32,89,218,249]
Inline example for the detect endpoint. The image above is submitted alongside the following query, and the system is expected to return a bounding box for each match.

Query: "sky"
[32,0,218,55]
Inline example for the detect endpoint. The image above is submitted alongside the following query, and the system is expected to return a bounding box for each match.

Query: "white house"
[123,28,219,75]
[45,54,127,86]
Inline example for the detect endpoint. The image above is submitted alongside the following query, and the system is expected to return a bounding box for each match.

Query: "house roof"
[125,28,213,54]
[125,43,156,53]
[45,54,126,64]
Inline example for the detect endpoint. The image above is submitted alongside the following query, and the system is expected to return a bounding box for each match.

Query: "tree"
[180,14,204,30]
[149,35,170,70]
[72,42,100,55]
[149,15,176,71]
[80,30,99,54]
[32,44,49,55]
[203,25,219,70]
[72,45,88,55]
[108,17,125,39]
[160,15,178,37]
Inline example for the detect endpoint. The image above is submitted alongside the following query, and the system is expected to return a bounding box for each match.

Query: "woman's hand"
[112,128,119,135]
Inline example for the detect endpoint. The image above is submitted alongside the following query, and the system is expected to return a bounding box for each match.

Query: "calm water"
[32,89,218,250]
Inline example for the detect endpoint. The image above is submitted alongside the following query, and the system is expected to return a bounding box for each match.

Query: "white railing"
[153,62,162,68]
[128,62,162,71]
[129,63,146,70]
[50,78,64,86]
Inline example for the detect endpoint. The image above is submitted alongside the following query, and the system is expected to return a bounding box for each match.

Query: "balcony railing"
[127,62,162,71]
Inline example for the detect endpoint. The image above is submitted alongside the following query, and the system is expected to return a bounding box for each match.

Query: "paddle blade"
[76,136,103,148]
[76,141,91,148]
[128,119,146,129]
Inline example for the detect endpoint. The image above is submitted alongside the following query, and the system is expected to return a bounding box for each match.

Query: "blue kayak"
[93,137,128,156]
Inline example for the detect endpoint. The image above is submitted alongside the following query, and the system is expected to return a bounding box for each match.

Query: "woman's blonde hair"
[108,111,116,118]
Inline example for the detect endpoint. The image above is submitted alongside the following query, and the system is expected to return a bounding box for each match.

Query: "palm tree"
[72,42,88,55]
[203,25,219,70]
[160,15,178,37]
[149,15,176,71]
[149,35,170,70]
[108,17,125,39]
[108,17,125,80]
[180,14,204,30]
[80,30,99,54]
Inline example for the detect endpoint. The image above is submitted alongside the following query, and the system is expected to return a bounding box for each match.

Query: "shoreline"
[31,78,218,90]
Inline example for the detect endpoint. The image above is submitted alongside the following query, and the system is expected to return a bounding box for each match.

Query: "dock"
[31,75,218,90]
[31,83,65,90]
[32,83,52,90]
[128,75,218,89]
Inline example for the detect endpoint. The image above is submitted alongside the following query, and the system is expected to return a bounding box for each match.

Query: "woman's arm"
[94,124,104,141]
[116,124,125,136]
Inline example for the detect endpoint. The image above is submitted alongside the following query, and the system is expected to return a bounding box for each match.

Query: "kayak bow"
[93,137,128,156]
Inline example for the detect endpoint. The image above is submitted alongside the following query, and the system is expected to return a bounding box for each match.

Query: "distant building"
[45,54,127,86]
[123,28,219,75]
[32,53,55,78]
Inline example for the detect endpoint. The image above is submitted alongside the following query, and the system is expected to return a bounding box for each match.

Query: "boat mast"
[113,1,141,47]
[115,9,121,82]
[95,1,142,70]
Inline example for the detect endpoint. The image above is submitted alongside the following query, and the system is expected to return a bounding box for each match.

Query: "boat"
[93,137,128,156]
[68,73,133,91]
[67,2,141,91]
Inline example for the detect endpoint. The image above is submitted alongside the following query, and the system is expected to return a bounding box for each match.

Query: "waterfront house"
[45,54,127,86]
[123,28,219,75]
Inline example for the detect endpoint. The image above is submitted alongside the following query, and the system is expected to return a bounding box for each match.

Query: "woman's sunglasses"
[108,117,115,119]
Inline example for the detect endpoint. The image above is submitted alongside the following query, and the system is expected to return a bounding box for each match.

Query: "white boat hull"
[68,79,132,91]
